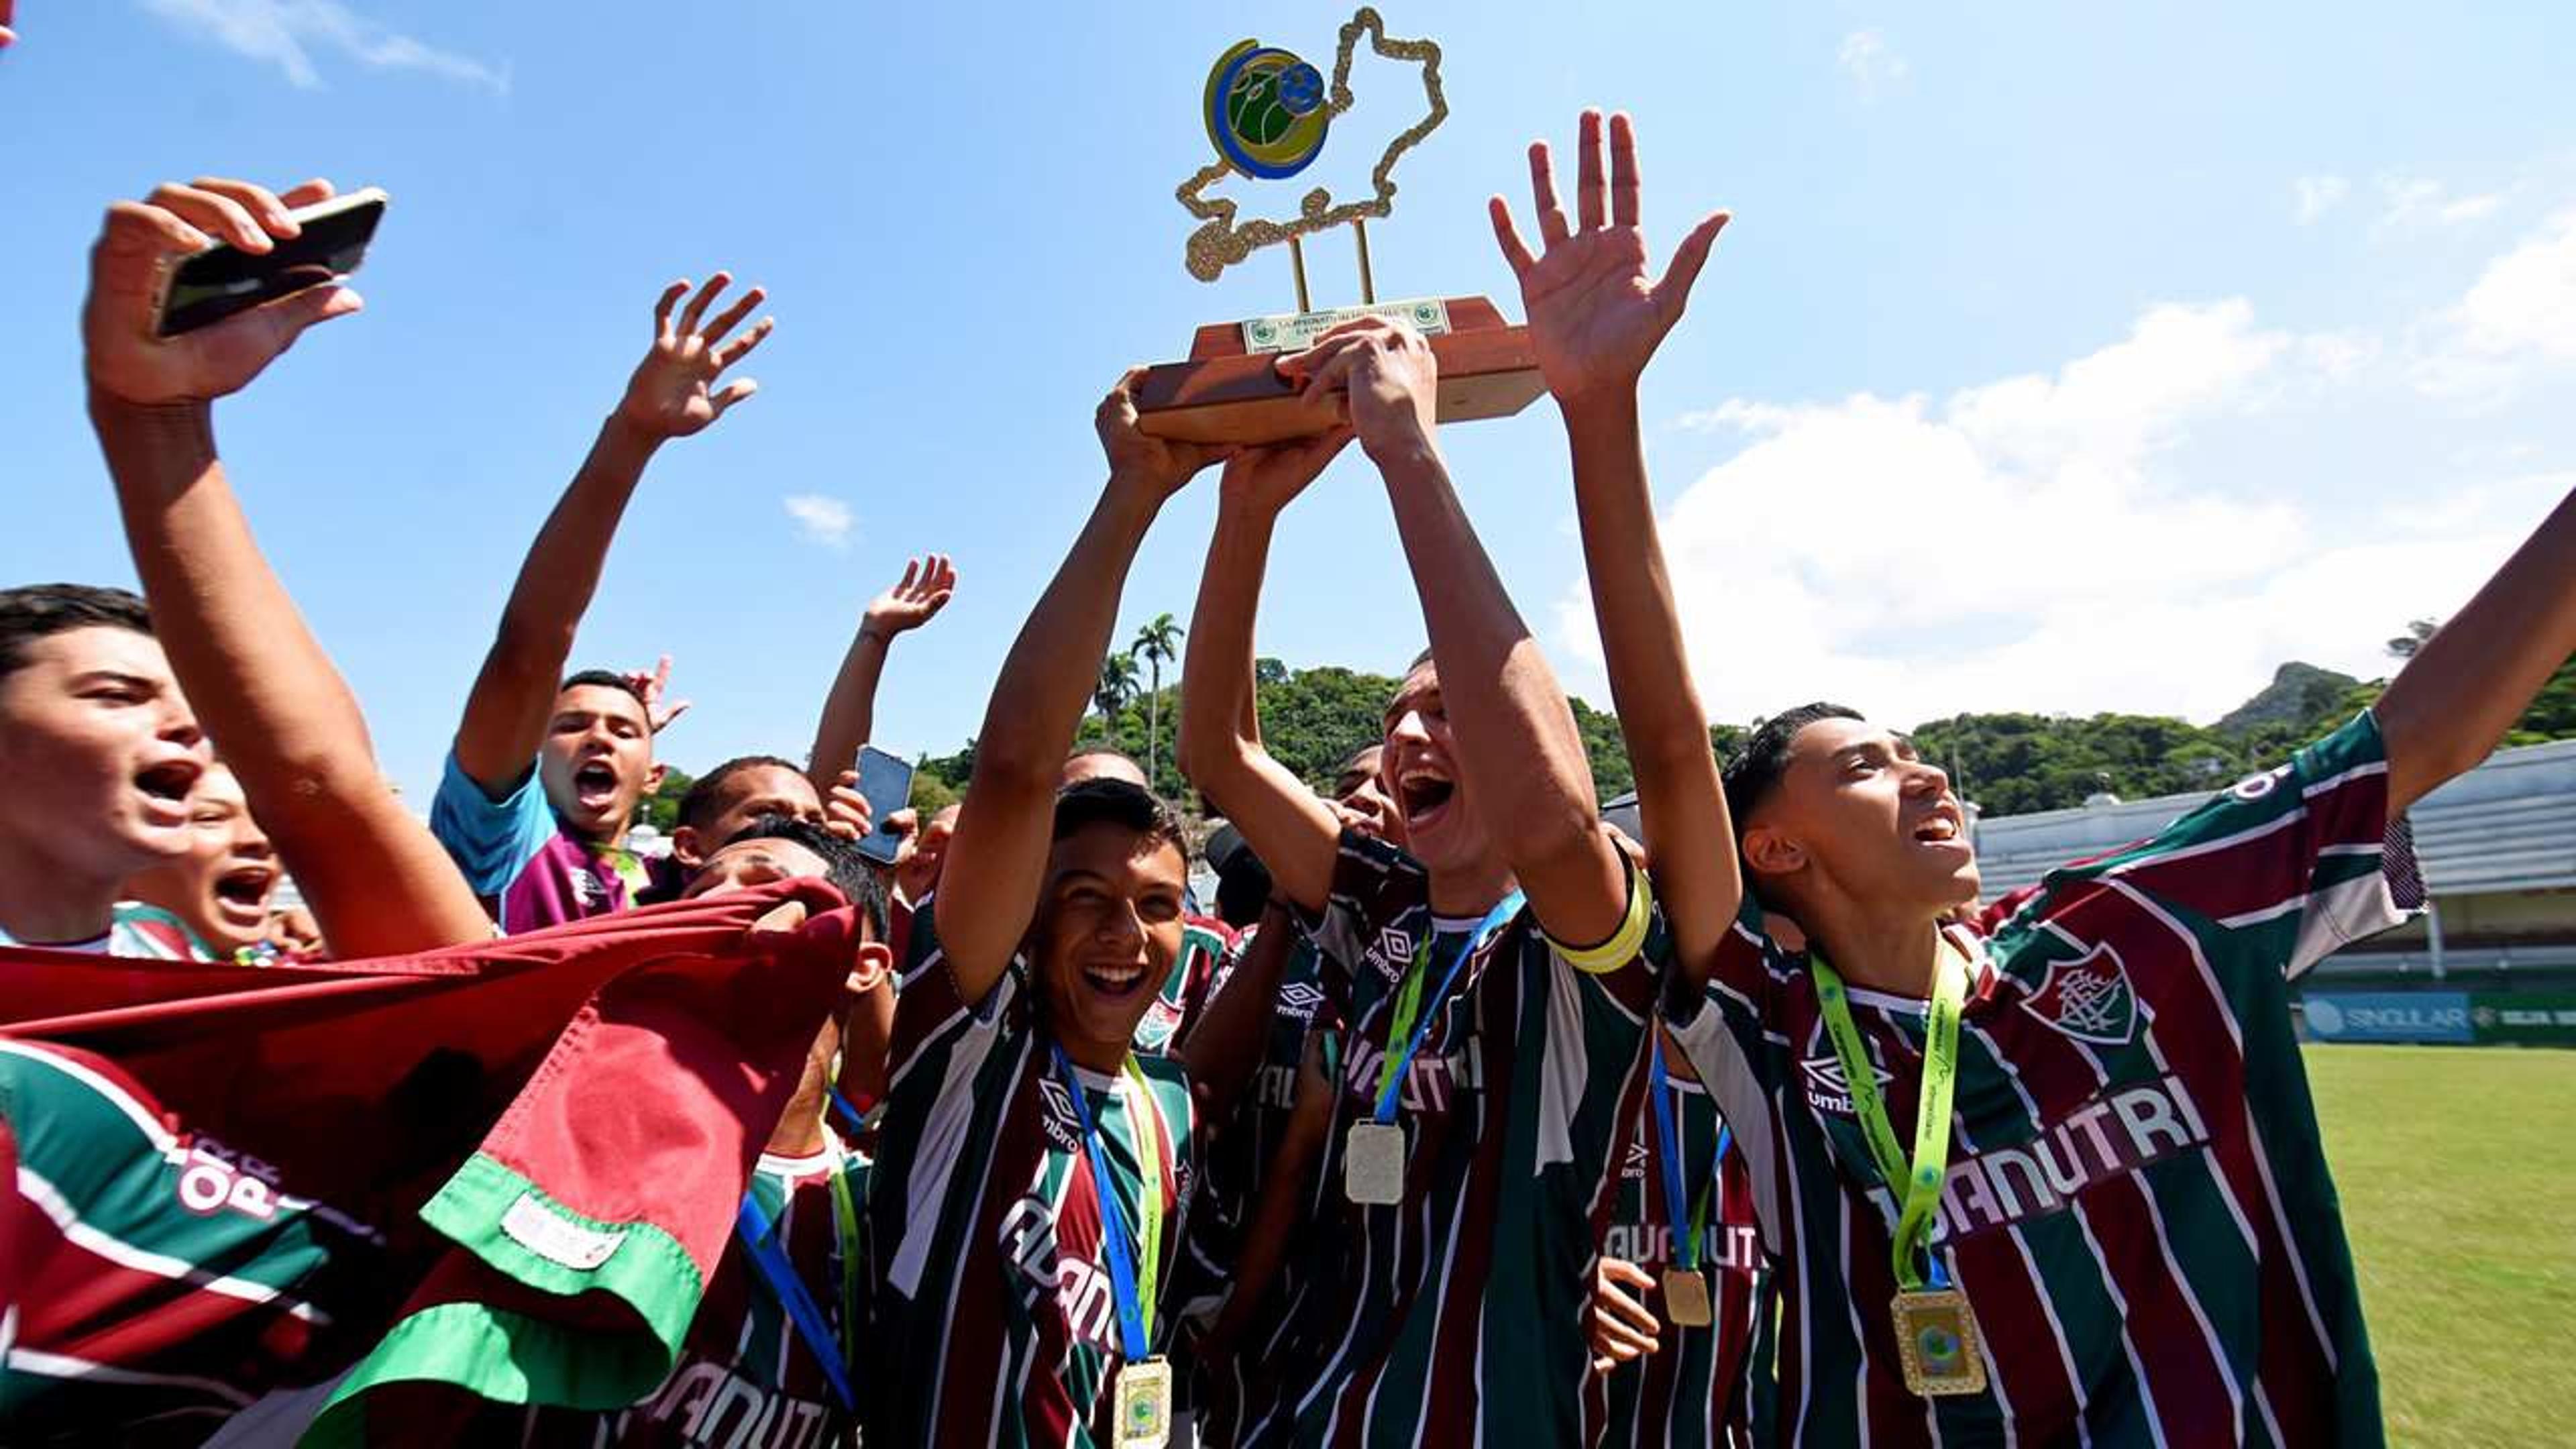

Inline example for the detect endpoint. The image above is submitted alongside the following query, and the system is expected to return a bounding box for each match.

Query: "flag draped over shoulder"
[0,880,859,1446]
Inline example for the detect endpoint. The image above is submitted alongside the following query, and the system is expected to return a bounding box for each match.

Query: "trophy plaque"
[1135,7,1543,444]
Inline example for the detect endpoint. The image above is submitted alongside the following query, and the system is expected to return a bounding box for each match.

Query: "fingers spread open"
[1529,141,1570,246]
[710,377,758,413]
[701,286,765,346]
[1609,111,1642,229]
[1489,196,1537,277]
[713,317,775,370]
[678,271,731,335]
[1575,109,1607,232]
[1654,211,1731,326]
[651,280,689,341]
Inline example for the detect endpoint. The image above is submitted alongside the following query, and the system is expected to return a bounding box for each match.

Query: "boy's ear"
[644,761,669,797]
[1740,823,1807,879]
[846,939,896,997]
[671,824,707,869]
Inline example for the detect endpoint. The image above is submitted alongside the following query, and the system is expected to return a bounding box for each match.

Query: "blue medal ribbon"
[1369,891,1524,1126]
[1648,1031,1737,1273]
[1050,1042,1161,1363]
[735,1157,858,1413]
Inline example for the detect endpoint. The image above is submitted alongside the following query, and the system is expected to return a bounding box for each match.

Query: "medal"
[1113,1356,1174,1447]
[1660,1266,1714,1328]
[1343,892,1523,1206]
[1049,1044,1173,1436]
[1812,940,1986,1399]
[1344,1120,1405,1203]
[1891,1288,1988,1397]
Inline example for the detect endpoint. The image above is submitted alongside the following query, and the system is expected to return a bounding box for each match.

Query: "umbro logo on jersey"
[1275,981,1326,1020]
[1036,1077,1082,1153]
[570,869,606,908]
[2019,942,2139,1046]
[1622,1138,1650,1180]
[1369,926,1413,983]
[1799,1053,1892,1118]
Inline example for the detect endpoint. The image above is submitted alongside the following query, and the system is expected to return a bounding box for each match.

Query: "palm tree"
[1095,653,1140,738]
[1130,612,1185,787]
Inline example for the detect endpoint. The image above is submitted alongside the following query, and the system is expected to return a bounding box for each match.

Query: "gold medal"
[1890,1287,1987,1397]
[1112,1356,1173,1447]
[1660,1265,1714,1328]
[1344,1120,1405,1204]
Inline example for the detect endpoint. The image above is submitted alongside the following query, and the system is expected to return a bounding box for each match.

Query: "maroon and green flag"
[0,880,859,1445]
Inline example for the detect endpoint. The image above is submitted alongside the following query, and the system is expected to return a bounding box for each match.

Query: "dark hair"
[679,753,804,834]
[1203,822,1272,929]
[718,813,889,941]
[0,584,153,681]
[1051,777,1187,861]
[559,669,650,708]
[1721,702,1866,835]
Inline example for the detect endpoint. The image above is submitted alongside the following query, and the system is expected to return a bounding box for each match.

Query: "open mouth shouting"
[572,758,623,814]
[1911,801,1971,856]
[211,862,278,931]
[133,755,204,831]
[1396,765,1457,833]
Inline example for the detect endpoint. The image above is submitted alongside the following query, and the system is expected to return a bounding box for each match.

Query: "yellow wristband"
[1549,853,1655,975]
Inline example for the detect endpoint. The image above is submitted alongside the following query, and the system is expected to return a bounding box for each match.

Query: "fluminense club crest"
[2018,941,2138,1046]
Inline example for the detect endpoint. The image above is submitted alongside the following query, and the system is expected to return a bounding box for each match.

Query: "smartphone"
[853,745,916,866]
[152,187,388,339]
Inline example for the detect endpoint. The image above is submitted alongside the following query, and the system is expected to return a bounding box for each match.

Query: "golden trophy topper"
[1133,7,1543,444]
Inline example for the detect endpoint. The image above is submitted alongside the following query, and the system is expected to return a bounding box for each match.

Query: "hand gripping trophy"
[1134,7,1544,443]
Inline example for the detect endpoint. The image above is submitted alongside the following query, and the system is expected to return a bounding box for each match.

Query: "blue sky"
[5,1,2573,803]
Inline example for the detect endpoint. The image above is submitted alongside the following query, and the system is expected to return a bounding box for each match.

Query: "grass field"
[2308,1044,2576,1446]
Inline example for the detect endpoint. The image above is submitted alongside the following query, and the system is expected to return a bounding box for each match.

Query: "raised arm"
[1492,110,1739,975]
[81,175,488,955]
[932,374,1220,1000]
[806,554,955,790]
[2376,485,2576,812]
[450,274,773,793]
[1279,318,1629,947]
[1175,432,1352,913]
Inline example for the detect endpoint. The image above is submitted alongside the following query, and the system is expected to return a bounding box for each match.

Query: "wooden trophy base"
[1134,296,1542,445]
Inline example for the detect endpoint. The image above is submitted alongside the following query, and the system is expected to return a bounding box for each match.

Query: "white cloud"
[782,494,855,550]
[2377,174,2504,230]
[2293,174,2349,225]
[1568,301,2566,737]
[140,0,508,93]
[2412,209,2576,402]
[1837,29,1910,99]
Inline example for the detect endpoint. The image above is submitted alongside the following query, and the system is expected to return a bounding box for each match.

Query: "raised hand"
[1489,110,1729,405]
[625,655,692,735]
[1275,317,1439,464]
[824,769,877,841]
[84,176,365,406]
[614,273,774,439]
[1218,424,1352,518]
[862,555,959,641]
[1097,366,1227,501]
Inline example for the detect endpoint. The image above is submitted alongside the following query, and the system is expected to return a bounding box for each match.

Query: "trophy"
[1134,7,1543,444]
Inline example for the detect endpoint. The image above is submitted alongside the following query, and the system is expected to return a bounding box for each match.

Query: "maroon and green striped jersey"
[0,1038,394,1443]
[1670,711,2417,1447]
[0,901,207,960]
[1592,1069,1772,1449]
[1230,829,1663,1448]
[1134,915,1238,1057]
[863,904,1197,1448]
[470,1135,867,1446]
[1175,915,1338,1442]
